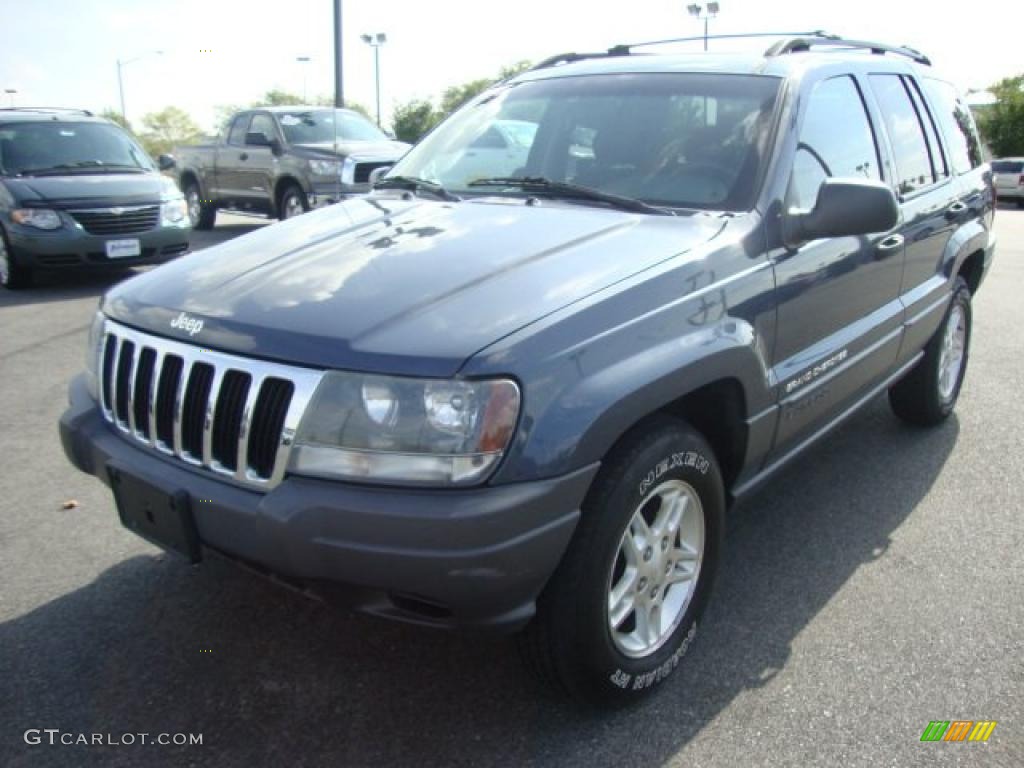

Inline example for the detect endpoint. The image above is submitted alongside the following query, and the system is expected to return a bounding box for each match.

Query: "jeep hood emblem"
[170,311,204,336]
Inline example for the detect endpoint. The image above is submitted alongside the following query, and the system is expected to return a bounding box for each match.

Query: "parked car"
[0,108,190,289]
[60,35,994,707]
[169,107,410,229]
[991,157,1024,206]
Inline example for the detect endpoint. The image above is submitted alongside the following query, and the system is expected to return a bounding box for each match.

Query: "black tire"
[889,277,972,426]
[277,184,309,220]
[183,180,216,230]
[519,417,724,708]
[0,225,32,290]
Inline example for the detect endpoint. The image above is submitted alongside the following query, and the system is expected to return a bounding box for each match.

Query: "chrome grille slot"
[96,319,323,491]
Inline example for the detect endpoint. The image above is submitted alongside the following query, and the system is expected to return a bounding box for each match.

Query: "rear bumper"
[59,374,597,631]
[8,223,189,269]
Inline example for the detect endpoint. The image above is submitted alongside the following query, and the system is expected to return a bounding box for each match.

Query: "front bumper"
[8,222,189,269]
[308,181,371,210]
[59,374,597,631]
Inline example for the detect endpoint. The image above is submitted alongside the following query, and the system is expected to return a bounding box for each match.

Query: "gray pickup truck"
[169,107,409,229]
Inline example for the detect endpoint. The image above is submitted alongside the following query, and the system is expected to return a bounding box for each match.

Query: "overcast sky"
[0,0,1016,133]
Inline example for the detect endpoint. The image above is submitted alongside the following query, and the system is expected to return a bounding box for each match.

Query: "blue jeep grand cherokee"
[60,34,994,706]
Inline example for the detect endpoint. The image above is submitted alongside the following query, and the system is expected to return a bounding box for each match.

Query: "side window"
[869,74,937,195]
[788,75,881,211]
[227,115,249,146]
[922,78,985,174]
[905,78,948,180]
[248,114,277,143]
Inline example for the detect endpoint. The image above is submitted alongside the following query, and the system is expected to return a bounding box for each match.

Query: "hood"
[103,196,728,377]
[291,140,410,160]
[3,172,172,208]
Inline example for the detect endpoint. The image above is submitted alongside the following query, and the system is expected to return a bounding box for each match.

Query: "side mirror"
[245,132,282,154]
[368,165,393,186]
[157,153,176,171]
[784,178,899,247]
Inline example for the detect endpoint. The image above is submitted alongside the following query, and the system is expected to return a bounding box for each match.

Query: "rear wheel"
[0,227,32,290]
[889,277,972,426]
[184,180,216,230]
[519,418,724,707]
[278,184,309,220]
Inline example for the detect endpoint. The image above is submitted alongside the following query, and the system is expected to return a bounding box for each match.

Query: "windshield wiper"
[468,176,673,216]
[16,162,145,177]
[374,175,461,202]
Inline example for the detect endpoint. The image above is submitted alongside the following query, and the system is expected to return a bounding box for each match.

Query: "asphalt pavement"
[0,209,1021,767]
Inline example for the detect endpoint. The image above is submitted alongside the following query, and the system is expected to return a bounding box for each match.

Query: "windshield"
[0,121,155,175]
[389,73,781,211]
[278,109,388,144]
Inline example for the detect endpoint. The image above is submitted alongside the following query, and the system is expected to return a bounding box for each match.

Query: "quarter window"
[870,75,937,195]
[788,75,881,211]
[922,78,984,174]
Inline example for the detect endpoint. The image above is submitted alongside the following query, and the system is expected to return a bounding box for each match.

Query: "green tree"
[99,108,133,133]
[256,89,304,107]
[438,78,494,119]
[139,106,202,157]
[977,75,1024,157]
[392,98,439,143]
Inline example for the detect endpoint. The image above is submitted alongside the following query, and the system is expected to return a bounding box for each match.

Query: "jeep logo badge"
[170,311,204,336]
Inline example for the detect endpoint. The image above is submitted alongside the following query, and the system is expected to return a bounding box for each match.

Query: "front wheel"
[0,227,32,289]
[519,418,724,707]
[278,184,309,220]
[889,276,972,426]
[184,181,216,230]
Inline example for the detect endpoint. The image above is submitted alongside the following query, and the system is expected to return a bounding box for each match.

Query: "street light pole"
[686,3,720,51]
[334,0,344,107]
[296,56,311,102]
[360,33,387,127]
[116,50,162,122]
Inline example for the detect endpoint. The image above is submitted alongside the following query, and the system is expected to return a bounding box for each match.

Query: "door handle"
[875,234,904,258]
[946,201,967,219]
[239,152,249,161]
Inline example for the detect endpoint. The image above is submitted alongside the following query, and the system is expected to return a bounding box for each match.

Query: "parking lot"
[1,208,1021,767]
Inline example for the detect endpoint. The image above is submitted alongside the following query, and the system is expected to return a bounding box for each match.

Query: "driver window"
[788,76,881,210]
[248,114,277,144]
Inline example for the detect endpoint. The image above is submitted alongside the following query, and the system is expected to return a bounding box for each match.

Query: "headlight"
[84,311,106,399]
[160,197,188,226]
[290,372,520,486]
[308,158,342,176]
[11,208,62,230]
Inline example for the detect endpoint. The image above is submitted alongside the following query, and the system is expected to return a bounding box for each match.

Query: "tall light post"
[360,32,387,127]
[296,56,312,102]
[687,3,720,51]
[3,89,16,108]
[117,50,162,122]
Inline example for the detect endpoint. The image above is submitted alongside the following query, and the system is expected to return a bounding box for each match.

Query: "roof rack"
[764,36,931,66]
[608,31,833,56]
[530,51,628,72]
[0,107,94,116]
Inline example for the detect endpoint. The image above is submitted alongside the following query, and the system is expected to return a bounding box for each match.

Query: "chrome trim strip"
[97,319,324,491]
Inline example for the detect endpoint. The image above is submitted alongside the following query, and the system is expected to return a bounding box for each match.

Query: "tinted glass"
[248,114,276,141]
[389,73,782,211]
[991,160,1023,173]
[788,76,880,210]
[0,121,155,175]
[923,79,985,173]
[227,116,248,146]
[906,78,948,179]
[277,109,387,144]
[870,74,936,194]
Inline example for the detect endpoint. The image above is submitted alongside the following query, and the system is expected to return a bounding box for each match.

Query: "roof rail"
[764,36,931,66]
[608,31,834,55]
[0,107,95,116]
[530,50,628,72]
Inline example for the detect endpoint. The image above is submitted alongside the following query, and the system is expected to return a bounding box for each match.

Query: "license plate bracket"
[108,464,201,563]
[105,239,141,259]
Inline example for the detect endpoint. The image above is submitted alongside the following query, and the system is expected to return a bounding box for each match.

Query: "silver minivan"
[992,158,1024,206]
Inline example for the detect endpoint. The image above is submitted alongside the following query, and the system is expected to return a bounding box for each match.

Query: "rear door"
[865,73,963,367]
[235,111,279,210]
[214,114,252,200]
[768,72,906,459]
